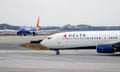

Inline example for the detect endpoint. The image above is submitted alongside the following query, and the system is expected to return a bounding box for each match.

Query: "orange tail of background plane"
[35,16,40,31]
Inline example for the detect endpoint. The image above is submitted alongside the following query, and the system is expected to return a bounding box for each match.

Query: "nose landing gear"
[50,49,60,55]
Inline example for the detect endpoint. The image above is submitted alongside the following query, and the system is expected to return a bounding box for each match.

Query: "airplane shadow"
[52,53,120,56]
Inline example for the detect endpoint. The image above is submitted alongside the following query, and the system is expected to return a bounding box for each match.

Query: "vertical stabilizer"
[35,16,40,31]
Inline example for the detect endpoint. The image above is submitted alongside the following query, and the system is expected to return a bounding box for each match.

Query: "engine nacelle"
[96,44,115,53]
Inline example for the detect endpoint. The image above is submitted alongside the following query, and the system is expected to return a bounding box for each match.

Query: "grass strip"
[20,43,49,50]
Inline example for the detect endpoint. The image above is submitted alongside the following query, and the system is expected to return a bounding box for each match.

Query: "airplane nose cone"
[40,39,47,47]
[40,40,45,45]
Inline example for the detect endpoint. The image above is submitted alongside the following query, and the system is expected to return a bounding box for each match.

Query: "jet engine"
[96,44,115,53]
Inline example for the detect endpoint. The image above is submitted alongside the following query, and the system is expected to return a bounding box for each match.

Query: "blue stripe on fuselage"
[50,46,96,50]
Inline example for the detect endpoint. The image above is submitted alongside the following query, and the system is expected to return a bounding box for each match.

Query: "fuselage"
[17,27,36,36]
[41,31,120,49]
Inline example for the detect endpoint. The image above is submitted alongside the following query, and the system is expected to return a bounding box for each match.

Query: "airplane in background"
[17,16,40,36]
[40,31,120,55]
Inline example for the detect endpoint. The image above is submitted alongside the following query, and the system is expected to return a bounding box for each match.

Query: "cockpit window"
[47,37,52,40]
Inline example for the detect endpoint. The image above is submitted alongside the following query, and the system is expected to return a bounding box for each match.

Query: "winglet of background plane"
[35,16,40,31]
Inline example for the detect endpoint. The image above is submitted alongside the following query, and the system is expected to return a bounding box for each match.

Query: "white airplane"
[40,31,120,55]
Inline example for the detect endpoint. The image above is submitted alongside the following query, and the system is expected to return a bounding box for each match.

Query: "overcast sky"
[0,0,120,26]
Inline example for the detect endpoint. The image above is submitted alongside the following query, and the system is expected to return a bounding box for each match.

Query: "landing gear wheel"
[56,50,60,55]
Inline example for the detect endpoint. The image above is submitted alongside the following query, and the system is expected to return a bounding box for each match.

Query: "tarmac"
[0,36,120,72]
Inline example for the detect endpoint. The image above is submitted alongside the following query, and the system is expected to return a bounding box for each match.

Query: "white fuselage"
[40,31,120,49]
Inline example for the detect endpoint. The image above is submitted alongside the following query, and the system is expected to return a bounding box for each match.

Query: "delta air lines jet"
[40,31,120,55]
[17,16,40,36]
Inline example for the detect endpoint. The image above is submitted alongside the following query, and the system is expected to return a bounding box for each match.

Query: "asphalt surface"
[0,36,120,72]
[0,36,46,50]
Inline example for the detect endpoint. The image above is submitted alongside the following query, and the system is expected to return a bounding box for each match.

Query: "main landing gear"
[55,49,60,55]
